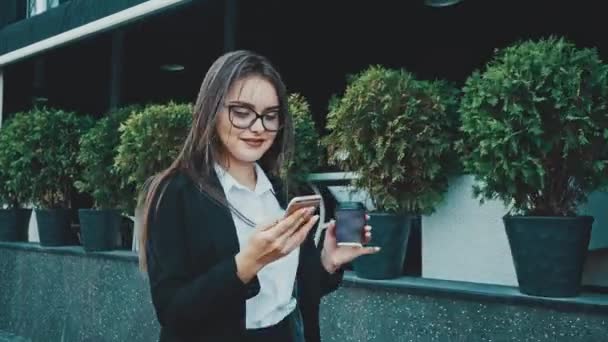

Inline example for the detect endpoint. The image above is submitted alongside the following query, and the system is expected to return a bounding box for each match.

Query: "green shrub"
[114,102,192,210]
[75,105,140,210]
[459,36,608,216]
[0,122,30,208]
[324,65,460,214]
[280,93,324,196]
[1,107,93,209]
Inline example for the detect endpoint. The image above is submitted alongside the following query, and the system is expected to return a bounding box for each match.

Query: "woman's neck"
[223,159,257,191]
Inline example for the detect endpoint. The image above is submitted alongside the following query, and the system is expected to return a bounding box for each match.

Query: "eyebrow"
[228,100,280,112]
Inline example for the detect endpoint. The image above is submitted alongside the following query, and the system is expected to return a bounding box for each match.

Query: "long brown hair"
[138,50,294,271]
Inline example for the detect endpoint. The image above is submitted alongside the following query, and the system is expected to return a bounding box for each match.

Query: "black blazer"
[145,170,343,342]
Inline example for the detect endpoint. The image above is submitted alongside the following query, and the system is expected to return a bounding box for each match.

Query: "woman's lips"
[241,138,265,147]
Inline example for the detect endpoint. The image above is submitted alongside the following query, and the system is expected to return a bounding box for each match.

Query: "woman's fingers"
[290,214,309,236]
[361,225,372,243]
[359,246,381,255]
[284,215,319,252]
[326,219,336,237]
[267,207,312,237]
[258,218,279,231]
[327,219,336,230]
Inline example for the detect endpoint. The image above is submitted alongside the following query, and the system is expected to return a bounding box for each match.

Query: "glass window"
[28,0,60,17]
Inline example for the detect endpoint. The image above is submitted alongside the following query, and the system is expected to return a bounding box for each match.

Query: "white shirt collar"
[214,162,274,196]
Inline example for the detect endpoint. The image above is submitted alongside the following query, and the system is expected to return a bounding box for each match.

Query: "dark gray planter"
[352,213,412,279]
[0,208,31,242]
[78,209,122,252]
[36,209,78,247]
[504,215,593,297]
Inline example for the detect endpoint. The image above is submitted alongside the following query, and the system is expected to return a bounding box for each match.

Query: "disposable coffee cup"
[335,202,366,247]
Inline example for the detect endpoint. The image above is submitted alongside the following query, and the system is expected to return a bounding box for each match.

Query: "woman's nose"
[249,117,265,133]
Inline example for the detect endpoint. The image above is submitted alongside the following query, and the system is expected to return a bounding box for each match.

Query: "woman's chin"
[233,150,267,163]
[225,140,273,164]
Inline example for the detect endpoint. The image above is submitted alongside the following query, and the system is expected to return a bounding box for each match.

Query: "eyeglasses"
[225,104,282,132]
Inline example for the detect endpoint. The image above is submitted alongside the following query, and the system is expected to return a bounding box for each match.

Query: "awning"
[0,0,192,67]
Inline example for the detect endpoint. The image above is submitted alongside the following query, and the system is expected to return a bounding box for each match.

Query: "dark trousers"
[243,315,293,342]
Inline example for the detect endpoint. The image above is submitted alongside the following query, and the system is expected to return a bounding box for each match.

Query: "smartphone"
[284,194,322,217]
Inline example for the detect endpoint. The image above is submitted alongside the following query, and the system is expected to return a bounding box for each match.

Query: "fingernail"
[308,207,316,214]
[375,247,381,252]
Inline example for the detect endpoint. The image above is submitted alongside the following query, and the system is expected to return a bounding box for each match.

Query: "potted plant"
[6,107,93,246]
[0,121,32,242]
[324,65,460,279]
[115,102,192,203]
[459,36,608,297]
[75,105,139,251]
[280,93,324,198]
[280,93,333,246]
[114,102,192,251]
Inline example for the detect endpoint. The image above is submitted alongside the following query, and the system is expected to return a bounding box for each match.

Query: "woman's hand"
[320,215,380,274]
[235,207,318,283]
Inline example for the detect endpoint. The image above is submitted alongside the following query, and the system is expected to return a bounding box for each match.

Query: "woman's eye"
[264,112,279,121]
[232,108,251,117]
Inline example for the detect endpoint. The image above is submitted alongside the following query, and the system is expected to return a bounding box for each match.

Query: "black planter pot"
[504,215,593,298]
[79,209,122,252]
[352,213,412,279]
[120,216,134,249]
[0,208,32,242]
[36,209,78,247]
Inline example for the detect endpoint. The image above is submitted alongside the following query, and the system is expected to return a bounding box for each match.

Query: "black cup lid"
[337,201,366,210]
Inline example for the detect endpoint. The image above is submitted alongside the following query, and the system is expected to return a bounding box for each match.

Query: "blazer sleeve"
[318,248,344,297]
[302,225,344,297]
[145,175,258,332]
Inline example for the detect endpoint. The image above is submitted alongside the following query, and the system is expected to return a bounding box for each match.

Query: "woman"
[140,50,379,342]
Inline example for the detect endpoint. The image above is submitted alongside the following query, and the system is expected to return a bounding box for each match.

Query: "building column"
[224,0,238,52]
[0,69,4,128]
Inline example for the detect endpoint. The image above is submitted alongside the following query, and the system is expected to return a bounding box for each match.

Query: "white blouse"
[214,163,299,329]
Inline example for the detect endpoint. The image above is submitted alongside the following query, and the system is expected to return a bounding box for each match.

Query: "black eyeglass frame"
[225,104,283,132]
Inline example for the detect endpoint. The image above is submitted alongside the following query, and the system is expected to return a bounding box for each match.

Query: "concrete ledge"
[342,273,608,315]
[0,241,137,262]
[1,242,607,341]
[0,242,158,342]
[320,273,608,341]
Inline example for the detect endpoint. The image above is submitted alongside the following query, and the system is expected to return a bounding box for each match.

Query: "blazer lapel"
[205,171,241,259]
